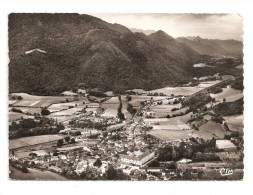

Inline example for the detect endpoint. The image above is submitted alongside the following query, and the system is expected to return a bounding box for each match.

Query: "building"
[29,150,48,158]
[61,91,78,96]
[146,111,155,118]
[77,89,87,94]
[120,150,155,167]
[216,140,237,152]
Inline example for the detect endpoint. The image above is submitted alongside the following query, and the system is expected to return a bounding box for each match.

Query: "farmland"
[10,93,75,107]
[9,134,63,150]
[210,87,243,103]
[148,80,220,96]
[198,121,226,140]
[10,166,67,180]
[224,115,244,132]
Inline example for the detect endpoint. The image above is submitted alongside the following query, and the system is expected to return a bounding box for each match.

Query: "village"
[8,63,244,180]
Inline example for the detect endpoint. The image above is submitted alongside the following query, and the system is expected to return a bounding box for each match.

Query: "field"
[48,99,88,112]
[10,166,67,180]
[198,121,226,140]
[49,106,85,116]
[10,93,76,107]
[150,104,188,118]
[9,134,63,150]
[9,93,88,122]
[9,112,34,122]
[210,88,243,103]
[224,115,244,132]
[148,129,197,141]
[145,113,194,141]
[145,113,192,130]
[47,106,86,124]
[148,81,220,96]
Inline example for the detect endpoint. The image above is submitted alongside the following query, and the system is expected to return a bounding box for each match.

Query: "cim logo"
[219,168,233,176]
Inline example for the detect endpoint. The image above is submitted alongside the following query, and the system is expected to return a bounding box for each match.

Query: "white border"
[0,0,253,195]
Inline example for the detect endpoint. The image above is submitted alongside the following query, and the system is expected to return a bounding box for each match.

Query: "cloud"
[92,13,243,41]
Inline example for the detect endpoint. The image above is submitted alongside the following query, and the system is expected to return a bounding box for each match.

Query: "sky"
[92,14,243,41]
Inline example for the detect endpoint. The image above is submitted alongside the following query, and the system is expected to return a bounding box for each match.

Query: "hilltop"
[177,36,243,57]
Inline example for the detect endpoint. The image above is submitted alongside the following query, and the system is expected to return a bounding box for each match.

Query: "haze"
[92,13,243,41]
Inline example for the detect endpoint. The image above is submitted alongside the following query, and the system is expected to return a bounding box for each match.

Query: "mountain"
[9,13,202,95]
[177,36,243,57]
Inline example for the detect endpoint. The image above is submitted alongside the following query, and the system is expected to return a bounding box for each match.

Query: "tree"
[127,103,137,116]
[126,94,132,102]
[103,165,128,180]
[117,95,125,121]
[70,138,76,144]
[41,107,50,116]
[93,158,102,167]
[17,96,23,100]
[57,139,64,147]
[64,136,70,143]
[56,122,65,131]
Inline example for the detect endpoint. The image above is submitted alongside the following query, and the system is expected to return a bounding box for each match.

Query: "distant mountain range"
[130,28,156,35]
[9,14,243,95]
[177,36,243,57]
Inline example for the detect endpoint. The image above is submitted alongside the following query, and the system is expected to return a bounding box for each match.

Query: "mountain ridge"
[9,13,242,95]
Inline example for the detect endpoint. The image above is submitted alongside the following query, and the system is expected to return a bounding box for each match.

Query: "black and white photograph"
[8,13,244,181]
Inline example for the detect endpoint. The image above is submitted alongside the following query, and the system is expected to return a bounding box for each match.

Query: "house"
[216,140,237,152]
[177,158,192,164]
[146,111,155,118]
[49,166,62,173]
[120,150,155,167]
[61,91,78,96]
[104,91,114,97]
[86,103,100,108]
[106,122,125,132]
[77,89,86,94]
[56,146,84,152]
[29,150,48,158]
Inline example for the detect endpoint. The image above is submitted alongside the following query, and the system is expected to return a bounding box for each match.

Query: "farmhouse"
[120,150,155,167]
